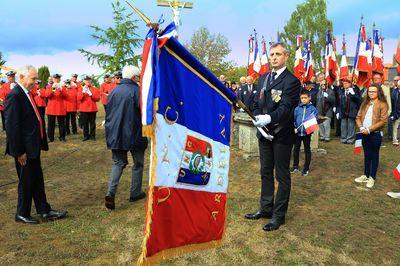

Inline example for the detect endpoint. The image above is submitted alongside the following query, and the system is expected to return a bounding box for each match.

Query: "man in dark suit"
[237,75,258,111]
[245,42,300,231]
[4,65,67,224]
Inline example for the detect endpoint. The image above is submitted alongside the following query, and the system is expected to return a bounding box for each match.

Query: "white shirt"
[363,103,374,129]
[272,66,287,80]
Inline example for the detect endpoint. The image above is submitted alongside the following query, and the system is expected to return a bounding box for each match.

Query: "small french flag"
[393,163,400,182]
[354,133,363,154]
[303,114,319,135]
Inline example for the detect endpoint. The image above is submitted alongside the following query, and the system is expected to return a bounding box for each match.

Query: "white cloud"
[4,45,109,79]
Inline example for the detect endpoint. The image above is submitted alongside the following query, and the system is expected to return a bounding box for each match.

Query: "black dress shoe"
[105,195,115,210]
[41,210,67,221]
[15,215,39,224]
[129,192,146,202]
[48,139,54,143]
[244,210,272,220]
[262,217,285,232]
[82,137,90,141]
[59,138,66,142]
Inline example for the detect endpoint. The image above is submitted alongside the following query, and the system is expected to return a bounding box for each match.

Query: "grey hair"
[17,65,36,77]
[270,42,289,54]
[122,65,140,79]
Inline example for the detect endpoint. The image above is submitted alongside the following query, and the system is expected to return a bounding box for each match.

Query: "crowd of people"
[219,64,400,198]
[0,70,124,142]
[1,44,399,227]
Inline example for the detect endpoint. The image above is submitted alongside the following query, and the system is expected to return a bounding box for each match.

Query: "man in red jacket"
[45,74,67,142]
[31,80,47,121]
[100,74,112,112]
[63,79,78,135]
[78,75,100,141]
[0,71,17,130]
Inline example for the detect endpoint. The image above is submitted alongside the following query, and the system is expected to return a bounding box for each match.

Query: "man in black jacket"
[245,43,300,231]
[104,65,148,210]
[390,77,400,145]
[4,65,66,224]
[237,75,257,111]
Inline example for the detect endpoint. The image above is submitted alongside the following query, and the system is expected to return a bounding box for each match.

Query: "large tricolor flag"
[339,34,349,80]
[354,133,363,154]
[138,22,236,265]
[294,35,305,81]
[371,29,384,74]
[259,36,270,75]
[324,30,338,85]
[393,163,400,182]
[303,113,318,135]
[303,39,315,82]
[354,24,372,87]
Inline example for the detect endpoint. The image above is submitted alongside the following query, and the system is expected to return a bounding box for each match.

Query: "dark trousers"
[80,112,96,139]
[292,134,312,171]
[47,115,66,141]
[65,112,77,134]
[15,156,51,217]
[258,139,292,219]
[362,132,382,179]
[387,118,393,139]
[37,107,45,123]
[336,118,341,136]
[0,110,5,130]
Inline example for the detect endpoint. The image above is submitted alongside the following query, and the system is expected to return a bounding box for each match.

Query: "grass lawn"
[1,108,399,265]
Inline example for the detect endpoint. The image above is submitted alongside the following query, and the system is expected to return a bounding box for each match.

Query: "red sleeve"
[77,87,84,101]
[90,87,100,101]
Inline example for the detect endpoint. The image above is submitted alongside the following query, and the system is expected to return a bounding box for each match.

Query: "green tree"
[38,66,50,88]
[279,0,333,71]
[78,0,142,73]
[225,65,247,83]
[0,52,6,66]
[185,26,233,76]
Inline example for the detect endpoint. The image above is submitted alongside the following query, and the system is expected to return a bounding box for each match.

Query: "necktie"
[28,91,44,140]
[270,72,277,85]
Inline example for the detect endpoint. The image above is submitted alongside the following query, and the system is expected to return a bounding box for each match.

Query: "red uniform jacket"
[77,86,100,112]
[63,85,78,112]
[0,84,11,111]
[31,85,47,107]
[100,82,114,105]
[45,84,67,116]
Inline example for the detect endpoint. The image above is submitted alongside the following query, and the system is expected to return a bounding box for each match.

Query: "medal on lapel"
[271,89,282,103]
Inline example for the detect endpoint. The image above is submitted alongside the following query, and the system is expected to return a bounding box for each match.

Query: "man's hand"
[348,88,355,95]
[252,114,271,127]
[361,129,369,135]
[17,153,27,166]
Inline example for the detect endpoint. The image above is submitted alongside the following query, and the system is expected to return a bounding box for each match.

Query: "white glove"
[239,108,244,112]
[348,88,355,95]
[252,114,271,127]
[390,116,394,120]
[336,113,339,120]
[37,90,41,96]
[323,92,328,98]
[359,127,366,131]
[87,89,93,96]
[333,107,336,113]
[256,126,274,141]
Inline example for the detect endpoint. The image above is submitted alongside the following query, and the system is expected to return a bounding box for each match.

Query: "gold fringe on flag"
[137,115,158,266]
[141,98,159,138]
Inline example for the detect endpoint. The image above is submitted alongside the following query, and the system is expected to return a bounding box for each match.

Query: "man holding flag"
[246,42,300,231]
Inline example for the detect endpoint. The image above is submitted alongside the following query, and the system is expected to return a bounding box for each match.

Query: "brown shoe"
[105,195,115,210]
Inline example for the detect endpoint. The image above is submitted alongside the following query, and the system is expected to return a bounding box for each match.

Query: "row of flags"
[249,21,389,87]
[247,30,270,78]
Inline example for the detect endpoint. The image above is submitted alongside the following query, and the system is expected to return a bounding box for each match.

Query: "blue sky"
[1,0,399,77]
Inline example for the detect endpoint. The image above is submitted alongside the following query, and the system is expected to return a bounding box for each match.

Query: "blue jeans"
[106,149,145,198]
[362,132,382,179]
